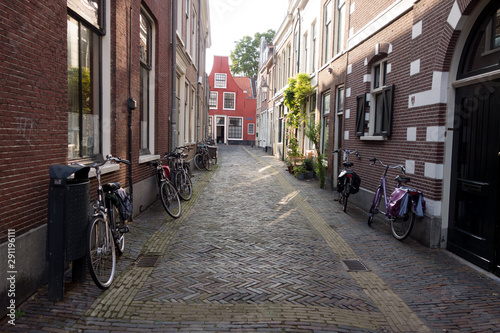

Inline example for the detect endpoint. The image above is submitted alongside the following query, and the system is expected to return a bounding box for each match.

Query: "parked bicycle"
[148,155,182,218]
[333,149,361,212]
[194,139,213,171]
[367,158,425,240]
[171,146,193,201]
[73,155,131,290]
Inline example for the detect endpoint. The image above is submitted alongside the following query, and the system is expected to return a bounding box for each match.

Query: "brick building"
[208,56,257,145]
[258,0,500,275]
[0,0,210,315]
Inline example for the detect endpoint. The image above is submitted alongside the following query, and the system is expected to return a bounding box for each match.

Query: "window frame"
[323,1,332,65]
[67,10,103,161]
[228,117,243,140]
[248,123,255,135]
[209,91,218,109]
[214,73,227,88]
[335,0,346,55]
[223,92,236,110]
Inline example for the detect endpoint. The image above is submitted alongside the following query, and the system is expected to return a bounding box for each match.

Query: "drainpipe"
[127,6,136,214]
[196,0,201,143]
[171,0,177,151]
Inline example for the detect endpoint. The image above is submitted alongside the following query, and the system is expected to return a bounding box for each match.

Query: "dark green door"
[448,81,500,273]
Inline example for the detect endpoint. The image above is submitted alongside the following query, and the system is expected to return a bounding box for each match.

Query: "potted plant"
[303,157,315,179]
[285,157,293,173]
[293,164,308,180]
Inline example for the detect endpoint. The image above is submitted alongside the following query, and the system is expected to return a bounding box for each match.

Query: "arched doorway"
[448,0,500,274]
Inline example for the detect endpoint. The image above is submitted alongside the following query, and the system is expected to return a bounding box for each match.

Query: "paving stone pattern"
[2,146,500,332]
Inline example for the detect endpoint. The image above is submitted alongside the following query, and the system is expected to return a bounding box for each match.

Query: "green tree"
[230,30,275,77]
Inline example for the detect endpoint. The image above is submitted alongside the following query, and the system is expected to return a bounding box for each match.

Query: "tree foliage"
[230,30,275,77]
[283,73,314,130]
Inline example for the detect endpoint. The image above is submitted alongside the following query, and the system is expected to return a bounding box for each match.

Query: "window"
[192,7,197,62]
[323,1,332,64]
[294,31,299,74]
[335,86,344,152]
[303,33,308,73]
[228,117,243,139]
[248,123,255,135]
[208,116,213,138]
[140,9,153,154]
[67,6,103,160]
[311,22,317,72]
[321,91,331,155]
[214,73,227,88]
[209,92,218,108]
[355,60,394,137]
[223,92,236,110]
[335,0,346,54]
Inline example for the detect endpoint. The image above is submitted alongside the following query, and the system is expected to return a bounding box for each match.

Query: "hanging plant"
[283,73,314,130]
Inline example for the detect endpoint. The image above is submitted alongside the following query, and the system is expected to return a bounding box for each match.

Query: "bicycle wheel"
[342,179,350,212]
[175,170,192,201]
[86,216,116,290]
[368,186,382,226]
[109,203,126,256]
[194,153,204,170]
[160,180,181,218]
[391,211,415,240]
[203,152,212,171]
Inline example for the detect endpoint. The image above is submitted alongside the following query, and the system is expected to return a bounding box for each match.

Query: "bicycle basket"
[350,172,361,194]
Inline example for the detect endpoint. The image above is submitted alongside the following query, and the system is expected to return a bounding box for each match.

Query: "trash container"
[47,165,90,301]
[208,145,218,161]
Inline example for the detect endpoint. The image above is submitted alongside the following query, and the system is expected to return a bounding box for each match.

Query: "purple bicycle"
[367,158,424,240]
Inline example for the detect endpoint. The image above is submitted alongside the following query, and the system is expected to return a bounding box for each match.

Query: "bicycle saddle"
[343,161,354,167]
[103,182,121,192]
[395,175,411,183]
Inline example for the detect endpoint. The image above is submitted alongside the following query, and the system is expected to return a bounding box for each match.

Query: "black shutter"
[355,94,366,137]
[381,85,394,137]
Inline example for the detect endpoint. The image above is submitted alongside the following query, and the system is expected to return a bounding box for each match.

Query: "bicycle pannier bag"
[350,172,361,194]
[388,188,408,217]
[116,188,132,220]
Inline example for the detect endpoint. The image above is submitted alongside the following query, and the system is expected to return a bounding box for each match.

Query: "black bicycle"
[148,156,181,218]
[333,149,361,212]
[73,155,131,289]
[171,146,193,201]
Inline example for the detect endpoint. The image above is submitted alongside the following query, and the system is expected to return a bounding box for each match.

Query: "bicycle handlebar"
[369,157,405,173]
[71,154,130,169]
[332,149,361,159]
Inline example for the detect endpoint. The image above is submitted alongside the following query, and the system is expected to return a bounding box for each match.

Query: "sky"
[206,0,289,74]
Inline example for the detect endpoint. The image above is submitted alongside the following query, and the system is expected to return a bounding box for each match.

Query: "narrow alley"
[2,146,500,332]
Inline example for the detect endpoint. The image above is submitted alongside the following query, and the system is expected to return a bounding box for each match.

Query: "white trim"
[405,160,415,174]
[102,0,111,157]
[424,162,443,180]
[222,92,236,110]
[412,20,422,39]
[410,59,420,76]
[407,127,417,141]
[408,72,449,108]
[347,0,418,50]
[426,126,445,142]
[447,1,463,30]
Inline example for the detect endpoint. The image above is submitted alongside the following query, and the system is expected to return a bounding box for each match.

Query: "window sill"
[86,163,120,178]
[139,154,161,164]
[360,135,387,141]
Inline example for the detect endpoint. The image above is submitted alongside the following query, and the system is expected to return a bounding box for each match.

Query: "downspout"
[171,0,177,151]
[127,6,136,215]
[196,0,201,143]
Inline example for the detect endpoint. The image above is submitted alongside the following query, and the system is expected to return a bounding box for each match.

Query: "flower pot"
[305,170,314,179]
[296,173,305,180]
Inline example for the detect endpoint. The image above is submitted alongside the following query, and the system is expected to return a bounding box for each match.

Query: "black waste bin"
[47,165,90,301]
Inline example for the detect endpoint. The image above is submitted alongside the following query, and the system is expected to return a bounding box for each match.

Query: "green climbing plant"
[283,73,314,130]
[305,119,326,188]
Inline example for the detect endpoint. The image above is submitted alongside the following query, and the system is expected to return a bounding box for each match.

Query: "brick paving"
[2,145,500,332]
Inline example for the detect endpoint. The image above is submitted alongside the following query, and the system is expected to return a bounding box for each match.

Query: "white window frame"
[248,123,255,135]
[209,91,218,109]
[335,0,346,55]
[323,1,332,64]
[214,73,227,88]
[369,59,388,137]
[228,116,243,140]
[223,92,236,110]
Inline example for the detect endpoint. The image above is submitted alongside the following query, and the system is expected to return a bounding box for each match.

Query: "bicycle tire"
[176,170,192,201]
[109,203,125,256]
[86,216,116,290]
[368,186,382,226]
[391,211,415,240]
[194,153,204,170]
[160,181,181,218]
[203,153,212,171]
[340,178,349,212]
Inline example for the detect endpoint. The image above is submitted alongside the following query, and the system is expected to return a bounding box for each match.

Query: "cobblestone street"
[2,145,500,332]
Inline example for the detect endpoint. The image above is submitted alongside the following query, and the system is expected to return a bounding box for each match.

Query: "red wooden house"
[208,56,256,145]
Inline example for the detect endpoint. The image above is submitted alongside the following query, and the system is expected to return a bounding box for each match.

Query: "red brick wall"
[0,0,68,241]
